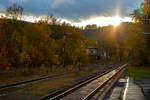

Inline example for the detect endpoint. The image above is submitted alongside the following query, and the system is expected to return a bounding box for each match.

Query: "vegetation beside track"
[0,66,69,85]
[127,66,150,79]
[0,65,102,86]
[3,65,106,100]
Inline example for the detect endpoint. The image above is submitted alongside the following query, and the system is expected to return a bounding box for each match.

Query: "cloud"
[0,4,5,12]
[10,0,30,3]
[72,16,132,27]
[0,0,143,21]
[51,0,75,8]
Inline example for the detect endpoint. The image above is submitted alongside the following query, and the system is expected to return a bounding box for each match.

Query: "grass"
[0,66,75,85]
[14,66,102,96]
[0,65,114,99]
[0,65,101,86]
[127,66,150,79]
[17,72,83,95]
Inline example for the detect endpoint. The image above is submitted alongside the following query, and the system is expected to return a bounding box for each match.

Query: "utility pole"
[62,33,72,67]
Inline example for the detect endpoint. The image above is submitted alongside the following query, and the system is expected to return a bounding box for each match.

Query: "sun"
[109,16,123,26]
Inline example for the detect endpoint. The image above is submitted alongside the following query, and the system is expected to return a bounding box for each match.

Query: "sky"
[0,0,143,26]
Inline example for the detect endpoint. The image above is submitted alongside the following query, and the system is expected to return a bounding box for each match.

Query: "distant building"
[86,45,110,60]
[140,32,150,34]
[86,46,99,61]
[140,32,150,48]
[86,46,98,56]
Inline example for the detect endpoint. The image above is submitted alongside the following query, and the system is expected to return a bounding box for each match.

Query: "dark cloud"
[0,0,143,21]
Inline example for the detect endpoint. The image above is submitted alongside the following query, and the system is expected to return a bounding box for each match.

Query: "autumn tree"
[21,23,59,67]
[57,24,88,65]
[0,8,90,70]
[6,4,23,20]
[85,24,98,29]
[127,23,150,65]
[0,18,23,69]
[127,1,150,66]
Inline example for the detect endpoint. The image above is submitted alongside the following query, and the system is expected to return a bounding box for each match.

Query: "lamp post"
[62,32,72,67]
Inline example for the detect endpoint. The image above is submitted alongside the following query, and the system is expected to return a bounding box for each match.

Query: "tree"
[127,23,150,65]
[62,25,88,65]
[6,4,24,20]
[0,12,90,70]
[85,24,98,29]
[0,46,11,70]
[141,0,150,19]
[22,23,59,67]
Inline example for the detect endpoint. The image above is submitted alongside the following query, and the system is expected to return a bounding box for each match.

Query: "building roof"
[87,46,98,49]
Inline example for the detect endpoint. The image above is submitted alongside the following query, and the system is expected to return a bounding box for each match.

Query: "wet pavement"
[105,77,146,100]
[125,77,145,100]
[136,79,150,100]
[106,78,125,100]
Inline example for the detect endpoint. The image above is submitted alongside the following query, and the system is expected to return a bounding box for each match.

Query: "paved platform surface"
[107,78,125,100]
[136,79,150,100]
[105,77,146,100]
[124,77,145,100]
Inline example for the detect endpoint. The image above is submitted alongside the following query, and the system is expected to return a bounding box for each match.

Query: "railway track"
[40,64,127,100]
[0,64,114,91]
[0,70,79,91]
[0,63,126,100]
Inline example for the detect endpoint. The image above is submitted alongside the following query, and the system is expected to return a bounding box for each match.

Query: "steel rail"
[40,64,126,100]
[83,64,127,100]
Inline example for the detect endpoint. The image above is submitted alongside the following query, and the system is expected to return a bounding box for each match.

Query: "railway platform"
[105,77,145,100]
